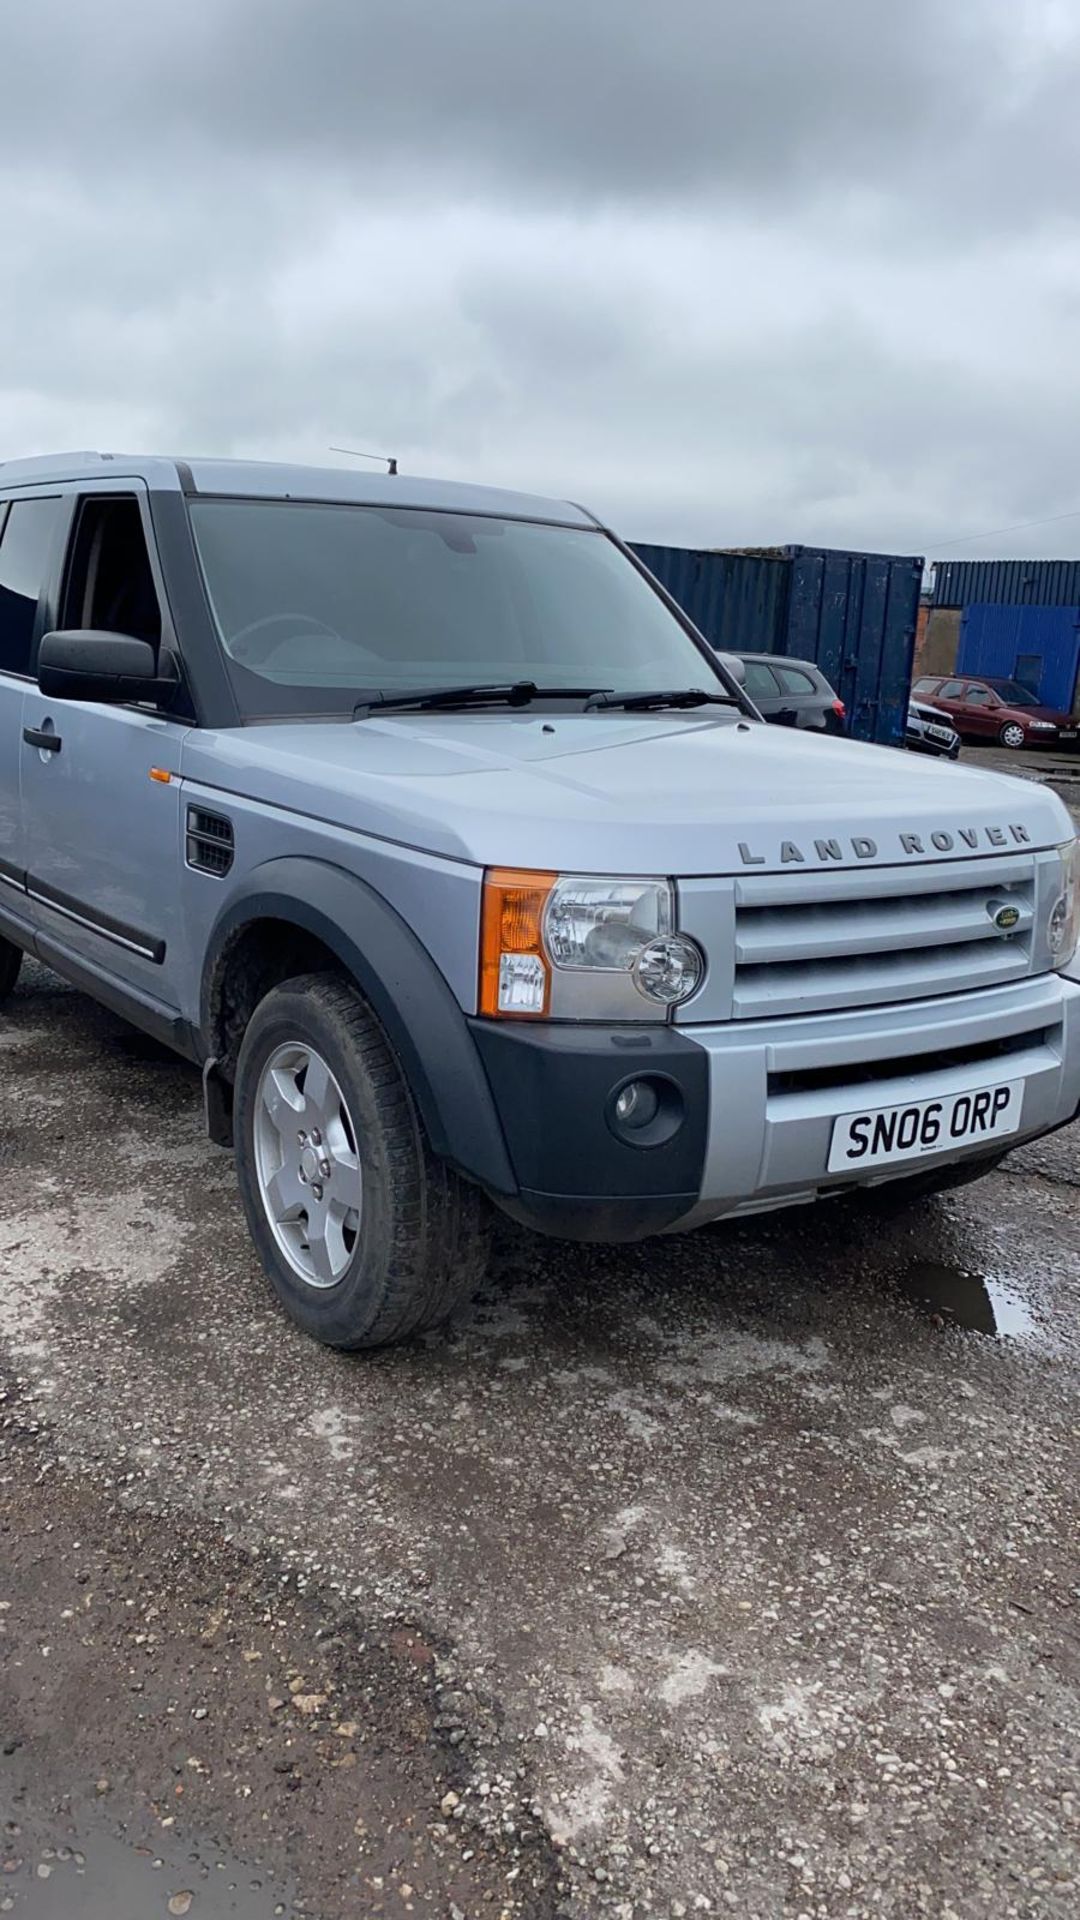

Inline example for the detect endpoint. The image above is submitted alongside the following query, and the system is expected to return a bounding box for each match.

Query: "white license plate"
[927,728,953,743]
[827,1080,1023,1173]
[1061,729,1077,741]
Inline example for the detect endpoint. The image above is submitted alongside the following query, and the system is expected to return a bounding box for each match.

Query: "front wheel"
[233,973,491,1348]
[999,722,1026,749]
[0,938,22,1004]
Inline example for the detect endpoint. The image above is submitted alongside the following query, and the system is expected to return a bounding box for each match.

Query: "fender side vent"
[186,806,234,876]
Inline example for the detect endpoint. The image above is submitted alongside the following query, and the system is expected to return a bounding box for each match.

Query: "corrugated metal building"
[630,540,923,747]
[956,604,1080,713]
[929,557,1080,713]
[932,558,1080,608]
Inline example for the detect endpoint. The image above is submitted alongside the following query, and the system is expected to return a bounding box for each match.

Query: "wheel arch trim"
[200,856,516,1194]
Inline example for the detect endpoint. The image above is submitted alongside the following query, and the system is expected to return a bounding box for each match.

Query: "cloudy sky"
[3,0,1080,561]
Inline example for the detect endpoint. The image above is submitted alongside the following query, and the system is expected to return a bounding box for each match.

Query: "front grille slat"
[732,853,1037,1018]
[735,891,1033,966]
[768,1025,1048,1096]
[732,853,1031,909]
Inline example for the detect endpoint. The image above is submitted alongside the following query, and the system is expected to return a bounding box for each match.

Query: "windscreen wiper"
[583,687,737,712]
[353,681,601,717]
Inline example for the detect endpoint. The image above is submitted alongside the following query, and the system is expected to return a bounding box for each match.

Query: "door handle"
[23,727,62,753]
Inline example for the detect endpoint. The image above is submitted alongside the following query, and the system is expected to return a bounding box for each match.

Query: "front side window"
[188,499,726,717]
[0,496,62,677]
[62,496,162,649]
[743,661,781,698]
[774,664,816,695]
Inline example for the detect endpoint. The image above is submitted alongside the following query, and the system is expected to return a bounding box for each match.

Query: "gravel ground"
[957,741,1080,811]
[1,956,1079,1919]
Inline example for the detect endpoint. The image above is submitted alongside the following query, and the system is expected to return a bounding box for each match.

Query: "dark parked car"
[906,698,960,759]
[913,675,1078,751]
[734,652,846,733]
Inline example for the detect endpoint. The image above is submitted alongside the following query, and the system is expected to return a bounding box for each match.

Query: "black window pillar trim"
[143,487,241,730]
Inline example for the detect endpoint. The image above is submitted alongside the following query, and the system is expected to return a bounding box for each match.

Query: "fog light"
[614,1080,660,1129]
[632,934,703,1006]
[606,1074,685,1148]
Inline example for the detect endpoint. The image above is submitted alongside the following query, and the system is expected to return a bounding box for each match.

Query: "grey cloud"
[3,2,1080,561]
[0,0,1055,218]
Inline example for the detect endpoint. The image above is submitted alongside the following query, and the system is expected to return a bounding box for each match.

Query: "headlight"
[1048,839,1080,969]
[544,877,671,968]
[1029,721,1056,731]
[479,871,705,1019]
[633,933,705,1005]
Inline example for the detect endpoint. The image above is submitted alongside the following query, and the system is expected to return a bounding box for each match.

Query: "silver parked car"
[2,453,1079,1350]
[906,697,960,759]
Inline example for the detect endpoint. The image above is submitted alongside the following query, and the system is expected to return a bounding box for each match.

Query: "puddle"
[1,1790,290,1918]
[897,1259,1035,1339]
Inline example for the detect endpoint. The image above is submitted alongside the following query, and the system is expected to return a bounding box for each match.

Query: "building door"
[1015,653,1042,697]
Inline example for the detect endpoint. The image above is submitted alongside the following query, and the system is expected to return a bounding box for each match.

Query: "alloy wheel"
[253,1042,363,1287]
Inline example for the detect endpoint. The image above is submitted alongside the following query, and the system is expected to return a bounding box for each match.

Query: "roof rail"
[0,449,112,470]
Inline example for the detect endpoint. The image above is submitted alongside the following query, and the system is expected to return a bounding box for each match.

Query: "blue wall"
[957,603,1080,713]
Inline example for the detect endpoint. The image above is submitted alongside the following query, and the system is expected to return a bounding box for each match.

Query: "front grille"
[733,854,1036,1019]
[768,1024,1049,1096]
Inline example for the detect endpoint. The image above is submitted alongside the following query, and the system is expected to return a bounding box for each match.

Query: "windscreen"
[990,681,1040,706]
[188,499,721,715]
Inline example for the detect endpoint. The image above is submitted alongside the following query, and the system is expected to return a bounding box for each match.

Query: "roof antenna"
[330,445,399,476]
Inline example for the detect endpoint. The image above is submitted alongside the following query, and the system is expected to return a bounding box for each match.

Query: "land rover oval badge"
[991,902,1021,931]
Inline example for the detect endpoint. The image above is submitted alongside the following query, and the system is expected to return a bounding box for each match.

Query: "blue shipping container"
[631,540,923,746]
[957,603,1080,714]
[786,546,923,748]
[630,545,790,657]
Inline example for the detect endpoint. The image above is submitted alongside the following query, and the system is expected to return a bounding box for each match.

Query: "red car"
[912,674,1079,751]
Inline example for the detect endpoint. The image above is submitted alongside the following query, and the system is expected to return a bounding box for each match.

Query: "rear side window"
[913,677,941,694]
[774,663,817,695]
[964,686,994,705]
[0,496,62,677]
[743,661,781,698]
[937,679,965,698]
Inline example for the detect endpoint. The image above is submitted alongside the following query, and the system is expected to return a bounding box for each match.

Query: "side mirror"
[715,651,747,685]
[37,630,175,706]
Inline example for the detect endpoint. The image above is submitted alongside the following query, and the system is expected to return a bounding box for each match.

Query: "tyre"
[0,937,22,1004]
[999,722,1026,749]
[233,972,491,1348]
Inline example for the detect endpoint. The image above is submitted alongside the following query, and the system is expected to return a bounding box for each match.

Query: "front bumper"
[675,970,1080,1227]
[906,721,960,758]
[469,972,1080,1240]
